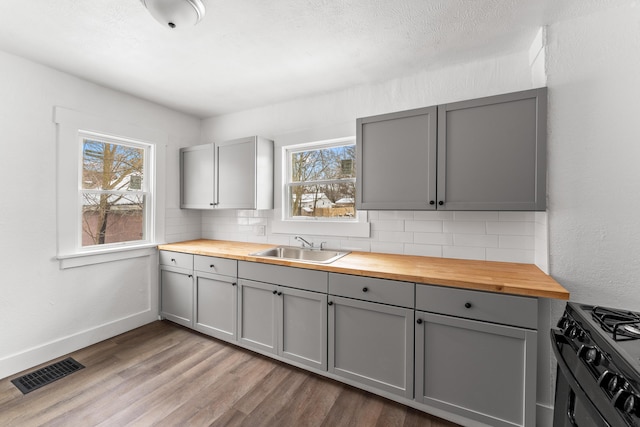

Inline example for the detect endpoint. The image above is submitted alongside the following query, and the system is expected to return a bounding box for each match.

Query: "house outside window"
[285,138,356,221]
[80,132,153,248]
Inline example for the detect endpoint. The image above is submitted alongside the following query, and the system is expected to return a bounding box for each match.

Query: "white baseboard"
[0,310,156,380]
[537,403,554,427]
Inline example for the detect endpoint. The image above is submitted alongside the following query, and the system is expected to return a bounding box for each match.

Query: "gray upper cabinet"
[437,88,547,211]
[356,88,547,211]
[180,144,214,209]
[180,136,273,210]
[356,106,437,210]
[216,136,273,210]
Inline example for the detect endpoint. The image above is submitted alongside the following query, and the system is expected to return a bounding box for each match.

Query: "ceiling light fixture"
[140,0,206,29]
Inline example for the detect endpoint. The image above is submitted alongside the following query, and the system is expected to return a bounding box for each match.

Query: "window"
[80,133,152,247]
[54,107,165,268]
[285,138,356,220]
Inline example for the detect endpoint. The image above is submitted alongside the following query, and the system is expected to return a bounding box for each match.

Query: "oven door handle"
[551,329,612,427]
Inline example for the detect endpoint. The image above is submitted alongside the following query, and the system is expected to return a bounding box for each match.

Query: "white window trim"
[54,107,167,268]
[271,123,370,238]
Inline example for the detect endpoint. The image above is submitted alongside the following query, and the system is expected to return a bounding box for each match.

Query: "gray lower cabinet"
[160,266,193,328]
[415,312,537,427]
[328,296,414,399]
[159,251,194,328]
[193,255,238,342]
[237,278,328,371]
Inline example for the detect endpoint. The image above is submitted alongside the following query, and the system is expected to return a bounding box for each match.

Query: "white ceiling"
[0,0,619,118]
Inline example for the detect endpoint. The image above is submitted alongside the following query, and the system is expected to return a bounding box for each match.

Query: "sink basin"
[250,246,350,264]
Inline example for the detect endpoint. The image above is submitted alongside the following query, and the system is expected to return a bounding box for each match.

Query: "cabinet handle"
[231,282,237,286]
[277,291,282,296]
[209,264,215,268]
[464,302,472,309]
[416,318,423,324]
[209,203,214,206]
[362,287,368,293]
[328,301,334,306]
[171,258,176,262]
[429,200,435,205]
[272,290,278,294]
[438,201,444,206]
[188,274,193,278]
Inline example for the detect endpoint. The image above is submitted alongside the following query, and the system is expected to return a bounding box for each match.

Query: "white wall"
[0,50,201,379]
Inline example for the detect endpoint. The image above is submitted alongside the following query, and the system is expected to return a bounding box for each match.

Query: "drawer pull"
[171,258,176,262]
[328,301,334,306]
[231,282,237,287]
[464,302,472,309]
[362,287,368,293]
[272,290,278,295]
[277,291,282,296]
[209,264,215,268]
[416,318,423,324]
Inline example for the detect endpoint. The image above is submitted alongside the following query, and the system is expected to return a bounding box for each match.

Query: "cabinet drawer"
[238,261,327,293]
[194,255,237,277]
[159,251,193,270]
[416,284,537,329]
[329,273,414,308]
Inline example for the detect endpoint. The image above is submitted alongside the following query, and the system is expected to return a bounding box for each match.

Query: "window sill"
[56,244,157,269]
[271,214,370,238]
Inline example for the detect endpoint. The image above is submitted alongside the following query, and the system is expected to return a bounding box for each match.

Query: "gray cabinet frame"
[160,264,193,328]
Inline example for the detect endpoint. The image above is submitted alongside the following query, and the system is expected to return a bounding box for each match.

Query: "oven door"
[551,330,611,427]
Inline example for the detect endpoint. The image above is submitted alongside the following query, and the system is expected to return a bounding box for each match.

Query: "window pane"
[83,139,144,191]
[288,183,356,218]
[81,193,145,246]
[291,145,355,183]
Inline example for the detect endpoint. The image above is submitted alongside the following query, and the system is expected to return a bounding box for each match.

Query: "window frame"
[284,137,358,222]
[271,125,369,238]
[78,130,154,251]
[54,107,166,268]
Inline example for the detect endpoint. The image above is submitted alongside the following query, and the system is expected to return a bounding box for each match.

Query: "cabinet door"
[237,279,277,354]
[415,311,537,427]
[277,287,327,370]
[356,106,437,210]
[180,143,214,209]
[216,137,256,209]
[194,272,237,342]
[437,88,547,211]
[328,296,413,398]
[160,266,193,328]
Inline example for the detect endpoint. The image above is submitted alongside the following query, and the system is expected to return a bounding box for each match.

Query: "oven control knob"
[584,347,601,365]
[566,325,579,339]
[613,390,639,415]
[557,316,570,330]
[599,371,622,394]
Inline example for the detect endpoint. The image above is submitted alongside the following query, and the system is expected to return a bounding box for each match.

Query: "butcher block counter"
[158,239,569,300]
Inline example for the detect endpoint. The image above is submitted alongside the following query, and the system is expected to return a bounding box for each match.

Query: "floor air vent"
[11,357,85,394]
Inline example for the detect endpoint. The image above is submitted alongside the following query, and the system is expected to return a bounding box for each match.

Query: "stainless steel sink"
[250,246,350,264]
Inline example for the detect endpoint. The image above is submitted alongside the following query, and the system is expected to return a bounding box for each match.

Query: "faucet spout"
[295,236,313,248]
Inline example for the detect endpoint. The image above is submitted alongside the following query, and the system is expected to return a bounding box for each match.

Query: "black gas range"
[552,302,640,426]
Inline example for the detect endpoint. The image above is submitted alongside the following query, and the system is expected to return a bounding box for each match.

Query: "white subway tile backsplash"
[404,244,443,257]
[499,235,535,250]
[486,248,535,263]
[486,221,535,236]
[405,220,443,233]
[414,232,454,246]
[453,211,499,221]
[443,221,486,234]
[443,246,486,260]
[454,234,499,248]
[378,231,414,243]
[197,209,546,266]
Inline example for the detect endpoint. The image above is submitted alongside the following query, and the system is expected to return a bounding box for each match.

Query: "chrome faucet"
[295,236,314,248]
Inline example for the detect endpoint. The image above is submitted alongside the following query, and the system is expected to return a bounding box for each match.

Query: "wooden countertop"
[158,239,570,300]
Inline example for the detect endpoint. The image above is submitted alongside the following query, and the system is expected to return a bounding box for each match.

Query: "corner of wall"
[529,27,547,87]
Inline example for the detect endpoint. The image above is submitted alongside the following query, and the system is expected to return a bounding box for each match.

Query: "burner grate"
[591,306,640,341]
[11,357,85,394]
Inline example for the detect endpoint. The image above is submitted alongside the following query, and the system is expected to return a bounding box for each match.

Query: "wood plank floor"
[0,321,460,427]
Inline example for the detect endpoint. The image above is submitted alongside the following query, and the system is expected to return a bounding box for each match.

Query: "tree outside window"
[287,140,356,219]
[81,137,150,246]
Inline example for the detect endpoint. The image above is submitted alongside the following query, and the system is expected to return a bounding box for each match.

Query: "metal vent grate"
[11,357,85,394]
